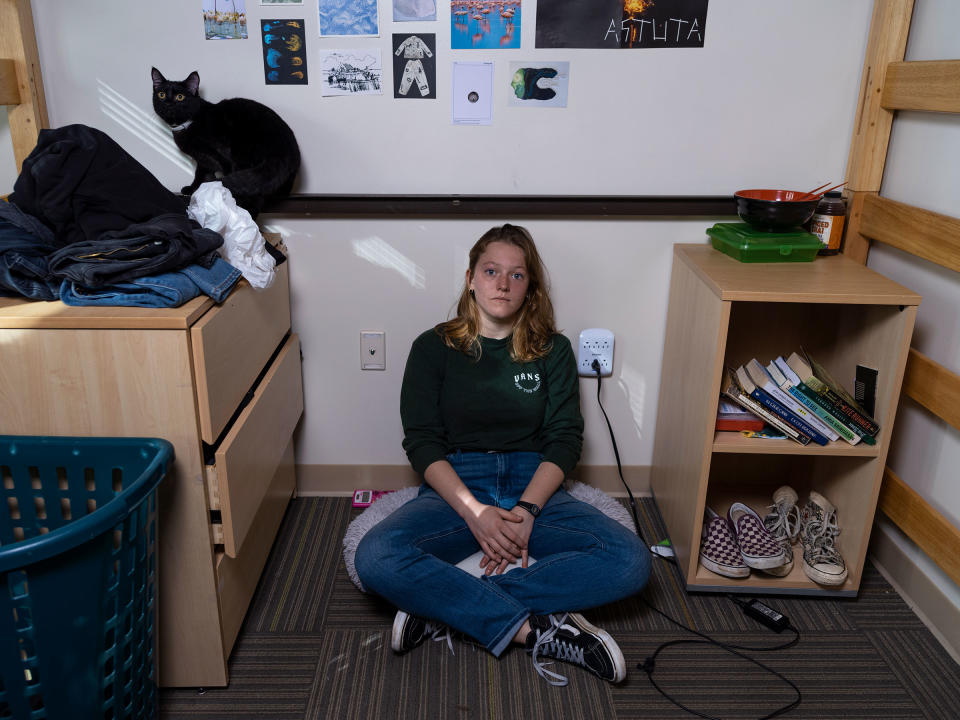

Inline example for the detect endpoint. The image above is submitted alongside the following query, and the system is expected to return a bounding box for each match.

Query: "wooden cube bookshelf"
[650,244,920,596]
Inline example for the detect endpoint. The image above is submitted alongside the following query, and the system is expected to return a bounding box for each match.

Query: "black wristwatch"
[515,500,541,518]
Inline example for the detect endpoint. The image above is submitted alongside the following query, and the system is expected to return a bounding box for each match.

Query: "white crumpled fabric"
[186,181,276,289]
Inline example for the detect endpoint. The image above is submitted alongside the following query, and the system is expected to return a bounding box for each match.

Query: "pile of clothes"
[1,124,274,308]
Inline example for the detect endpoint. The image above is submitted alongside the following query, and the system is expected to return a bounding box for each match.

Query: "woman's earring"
[469,289,475,298]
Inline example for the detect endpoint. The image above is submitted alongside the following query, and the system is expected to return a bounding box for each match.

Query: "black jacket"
[10,124,191,248]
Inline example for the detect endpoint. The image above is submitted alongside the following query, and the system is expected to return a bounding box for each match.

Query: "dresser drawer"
[216,437,296,656]
[191,259,292,444]
[207,333,302,557]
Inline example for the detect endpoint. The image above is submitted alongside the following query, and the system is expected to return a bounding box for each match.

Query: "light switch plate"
[361,331,385,370]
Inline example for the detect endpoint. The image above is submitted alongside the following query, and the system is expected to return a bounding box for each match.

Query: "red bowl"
[734,188,819,232]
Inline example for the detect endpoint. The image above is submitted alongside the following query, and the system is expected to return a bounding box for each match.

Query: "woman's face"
[467,241,531,338]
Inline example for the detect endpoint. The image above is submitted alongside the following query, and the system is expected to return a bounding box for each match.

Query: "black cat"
[151,67,300,216]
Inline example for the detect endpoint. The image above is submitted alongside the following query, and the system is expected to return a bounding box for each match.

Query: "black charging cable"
[590,361,802,719]
[590,359,645,539]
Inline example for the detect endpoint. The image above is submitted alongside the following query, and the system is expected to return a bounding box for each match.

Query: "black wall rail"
[262,195,738,217]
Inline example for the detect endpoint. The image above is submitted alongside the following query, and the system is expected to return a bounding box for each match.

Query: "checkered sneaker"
[699,507,749,578]
[727,502,787,570]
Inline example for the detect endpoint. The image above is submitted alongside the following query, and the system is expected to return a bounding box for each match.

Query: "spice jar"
[808,192,846,255]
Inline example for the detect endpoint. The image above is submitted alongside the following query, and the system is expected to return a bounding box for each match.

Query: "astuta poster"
[536,0,708,49]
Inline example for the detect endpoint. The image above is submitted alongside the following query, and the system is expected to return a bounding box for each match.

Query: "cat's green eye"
[175,93,184,101]
[157,91,166,99]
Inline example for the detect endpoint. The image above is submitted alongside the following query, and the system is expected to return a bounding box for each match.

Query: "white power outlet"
[577,328,614,377]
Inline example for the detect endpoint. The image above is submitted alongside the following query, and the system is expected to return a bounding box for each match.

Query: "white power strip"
[577,328,614,377]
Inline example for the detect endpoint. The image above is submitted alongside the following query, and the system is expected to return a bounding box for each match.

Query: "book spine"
[723,391,810,445]
[794,382,876,445]
[752,388,829,446]
[749,389,820,444]
[786,386,859,445]
[763,381,839,441]
[716,418,766,432]
[803,376,880,436]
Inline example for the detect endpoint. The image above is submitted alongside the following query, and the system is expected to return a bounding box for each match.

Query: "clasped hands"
[465,503,534,576]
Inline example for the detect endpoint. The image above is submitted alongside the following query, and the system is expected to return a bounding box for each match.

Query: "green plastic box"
[706,222,821,263]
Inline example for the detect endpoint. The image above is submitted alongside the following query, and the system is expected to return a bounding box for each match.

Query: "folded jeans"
[59,257,241,308]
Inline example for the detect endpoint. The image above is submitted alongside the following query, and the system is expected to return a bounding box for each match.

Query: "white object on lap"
[454,550,537,577]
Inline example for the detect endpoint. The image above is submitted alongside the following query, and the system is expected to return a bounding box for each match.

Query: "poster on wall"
[261,19,307,84]
[536,0,708,49]
[392,34,436,99]
[508,61,569,107]
[452,62,493,125]
[451,1,520,50]
[318,0,379,37]
[203,0,248,40]
[394,0,436,22]
[319,50,383,96]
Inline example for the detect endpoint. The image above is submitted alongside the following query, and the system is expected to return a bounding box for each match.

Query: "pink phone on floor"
[352,489,394,508]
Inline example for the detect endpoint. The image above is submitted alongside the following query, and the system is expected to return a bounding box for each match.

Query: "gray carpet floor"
[160,496,960,719]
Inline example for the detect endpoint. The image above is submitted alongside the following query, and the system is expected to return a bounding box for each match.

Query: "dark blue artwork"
[261,19,307,85]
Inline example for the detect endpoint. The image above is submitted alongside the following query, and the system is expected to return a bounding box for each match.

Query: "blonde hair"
[437,224,556,363]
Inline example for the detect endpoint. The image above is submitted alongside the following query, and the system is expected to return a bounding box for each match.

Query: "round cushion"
[342,482,635,592]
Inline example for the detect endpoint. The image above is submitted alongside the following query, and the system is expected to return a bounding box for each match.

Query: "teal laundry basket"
[0,436,173,720]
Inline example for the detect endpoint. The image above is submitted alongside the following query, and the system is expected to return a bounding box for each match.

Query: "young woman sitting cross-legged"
[355,224,651,685]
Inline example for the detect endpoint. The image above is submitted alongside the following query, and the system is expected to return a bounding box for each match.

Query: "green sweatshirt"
[400,328,584,476]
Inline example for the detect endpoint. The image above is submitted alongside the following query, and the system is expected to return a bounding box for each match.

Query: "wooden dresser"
[0,239,303,687]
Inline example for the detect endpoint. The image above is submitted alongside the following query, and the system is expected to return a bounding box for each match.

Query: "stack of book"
[720,350,880,446]
[715,398,765,432]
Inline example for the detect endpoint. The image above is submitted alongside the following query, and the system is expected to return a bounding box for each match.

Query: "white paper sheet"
[451,62,494,125]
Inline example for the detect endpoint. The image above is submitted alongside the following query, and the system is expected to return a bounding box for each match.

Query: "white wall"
[0,115,16,193]
[24,0,873,196]
[864,0,960,618]
[270,216,725,470]
[12,0,876,476]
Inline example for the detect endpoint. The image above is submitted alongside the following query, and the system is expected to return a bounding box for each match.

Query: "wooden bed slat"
[879,466,960,587]
[882,60,960,113]
[860,194,960,273]
[902,347,960,431]
[844,0,915,193]
[0,0,48,171]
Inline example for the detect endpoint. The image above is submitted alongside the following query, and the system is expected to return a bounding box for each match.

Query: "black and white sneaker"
[526,613,626,685]
[391,610,454,654]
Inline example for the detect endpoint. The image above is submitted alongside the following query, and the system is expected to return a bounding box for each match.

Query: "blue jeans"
[0,211,59,300]
[59,257,241,307]
[47,213,223,288]
[355,451,651,657]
